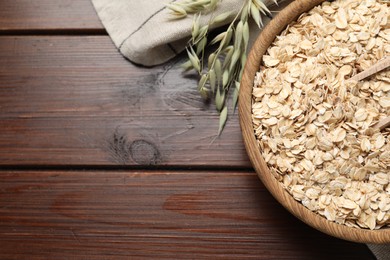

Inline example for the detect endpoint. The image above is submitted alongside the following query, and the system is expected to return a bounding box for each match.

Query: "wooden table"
[0,1,376,259]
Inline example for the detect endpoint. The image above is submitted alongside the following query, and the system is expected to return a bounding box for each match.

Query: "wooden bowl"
[238,0,390,243]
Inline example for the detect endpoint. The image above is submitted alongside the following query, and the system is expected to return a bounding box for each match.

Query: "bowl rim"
[238,0,390,243]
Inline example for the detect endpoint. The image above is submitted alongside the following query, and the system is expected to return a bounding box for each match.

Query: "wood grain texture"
[0,36,249,167]
[239,0,390,243]
[0,0,103,31]
[0,170,375,259]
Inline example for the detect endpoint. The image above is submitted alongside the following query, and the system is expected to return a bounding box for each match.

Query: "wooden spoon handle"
[375,116,390,131]
[350,56,390,82]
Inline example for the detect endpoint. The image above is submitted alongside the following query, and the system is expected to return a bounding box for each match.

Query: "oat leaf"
[234,21,244,49]
[181,60,194,71]
[229,49,240,73]
[222,46,234,69]
[196,25,209,43]
[243,21,250,47]
[215,86,225,112]
[198,74,208,91]
[215,59,222,83]
[211,32,227,45]
[253,0,271,16]
[220,28,233,50]
[222,69,229,88]
[243,1,251,20]
[187,46,201,73]
[239,53,247,78]
[208,53,216,68]
[209,69,217,93]
[211,11,233,24]
[191,14,201,40]
[233,81,240,111]
[167,4,187,17]
[250,2,262,28]
[196,37,207,55]
[218,106,228,136]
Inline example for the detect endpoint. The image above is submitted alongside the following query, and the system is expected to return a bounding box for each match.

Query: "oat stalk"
[168,0,277,135]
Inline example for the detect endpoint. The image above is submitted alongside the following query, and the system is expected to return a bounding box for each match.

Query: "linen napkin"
[91,0,389,258]
[90,0,276,66]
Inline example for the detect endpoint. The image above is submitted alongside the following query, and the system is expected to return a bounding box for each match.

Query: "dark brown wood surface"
[0,36,249,167]
[0,0,103,32]
[0,170,374,259]
[0,0,376,259]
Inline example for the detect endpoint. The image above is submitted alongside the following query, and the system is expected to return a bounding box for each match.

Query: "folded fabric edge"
[119,34,190,67]
[367,244,390,260]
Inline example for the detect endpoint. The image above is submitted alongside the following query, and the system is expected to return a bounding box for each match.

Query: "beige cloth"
[91,0,389,258]
[90,0,276,66]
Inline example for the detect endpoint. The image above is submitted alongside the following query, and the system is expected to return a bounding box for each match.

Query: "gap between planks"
[0,29,107,36]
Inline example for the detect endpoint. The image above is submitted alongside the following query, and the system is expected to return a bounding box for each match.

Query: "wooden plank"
[0,0,103,31]
[0,36,250,167]
[0,36,249,167]
[0,169,374,259]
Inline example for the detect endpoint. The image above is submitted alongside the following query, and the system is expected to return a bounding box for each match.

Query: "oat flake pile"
[252,0,389,230]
